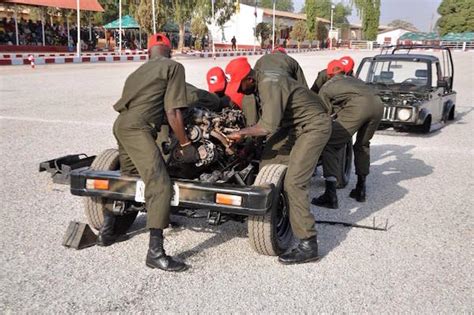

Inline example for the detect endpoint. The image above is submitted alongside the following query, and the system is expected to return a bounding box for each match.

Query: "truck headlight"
[397,108,412,121]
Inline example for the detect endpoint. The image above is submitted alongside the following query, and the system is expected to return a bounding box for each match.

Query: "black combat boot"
[278,236,320,265]
[311,180,338,209]
[349,175,366,202]
[97,210,128,246]
[146,229,188,272]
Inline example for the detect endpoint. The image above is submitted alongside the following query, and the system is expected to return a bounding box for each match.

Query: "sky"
[293,0,442,32]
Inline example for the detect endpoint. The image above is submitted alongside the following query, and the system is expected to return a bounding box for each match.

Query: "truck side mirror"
[437,80,448,88]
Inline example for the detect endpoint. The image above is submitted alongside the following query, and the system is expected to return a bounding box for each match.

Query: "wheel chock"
[62,221,97,249]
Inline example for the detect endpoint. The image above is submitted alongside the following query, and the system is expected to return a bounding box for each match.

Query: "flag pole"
[151,0,156,33]
[212,0,216,60]
[76,0,81,56]
[119,0,122,54]
[271,0,275,51]
[253,0,257,53]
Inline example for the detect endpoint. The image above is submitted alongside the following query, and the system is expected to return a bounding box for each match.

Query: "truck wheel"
[420,115,432,133]
[336,141,353,189]
[248,164,292,256]
[84,149,138,233]
[448,106,455,121]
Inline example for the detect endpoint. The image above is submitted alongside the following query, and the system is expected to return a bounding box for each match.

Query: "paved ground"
[0,51,472,312]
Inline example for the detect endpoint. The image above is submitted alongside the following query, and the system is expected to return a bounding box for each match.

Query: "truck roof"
[370,54,439,62]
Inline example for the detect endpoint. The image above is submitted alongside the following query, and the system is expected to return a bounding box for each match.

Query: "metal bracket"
[207,211,222,225]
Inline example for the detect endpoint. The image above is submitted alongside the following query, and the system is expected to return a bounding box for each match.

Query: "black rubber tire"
[84,149,138,233]
[336,141,353,189]
[248,164,293,256]
[420,115,432,133]
[448,106,455,121]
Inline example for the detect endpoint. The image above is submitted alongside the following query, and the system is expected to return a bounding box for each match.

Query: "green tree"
[305,0,317,41]
[437,0,474,35]
[352,0,380,40]
[290,20,307,49]
[333,3,351,28]
[316,20,328,41]
[190,17,208,49]
[256,22,271,47]
[387,19,417,31]
[241,0,294,12]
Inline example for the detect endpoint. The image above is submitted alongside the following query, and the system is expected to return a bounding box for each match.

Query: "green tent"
[103,15,140,29]
[441,32,474,41]
[399,32,440,41]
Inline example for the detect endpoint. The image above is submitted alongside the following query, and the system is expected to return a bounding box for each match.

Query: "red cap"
[224,57,251,105]
[206,67,227,93]
[327,59,345,76]
[147,33,171,50]
[231,93,243,109]
[272,46,287,54]
[339,56,355,74]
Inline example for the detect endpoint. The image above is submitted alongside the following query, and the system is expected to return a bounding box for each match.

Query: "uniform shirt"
[319,74,380,111]
[255,70,327,133]
[254,52,308,88]
[113,56,188,128]
[310,69,329,94]
[186,83,223,111]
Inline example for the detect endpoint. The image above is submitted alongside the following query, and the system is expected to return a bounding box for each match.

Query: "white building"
[377,27,414,46]
[208,3,330,49]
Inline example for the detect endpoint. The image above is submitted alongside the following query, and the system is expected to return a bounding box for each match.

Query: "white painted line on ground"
[0,115,112,127]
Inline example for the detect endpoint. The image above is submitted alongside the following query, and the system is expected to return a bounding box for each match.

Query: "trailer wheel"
[336,141,353,189]
[248,164,292,256]
[84,149,138,233]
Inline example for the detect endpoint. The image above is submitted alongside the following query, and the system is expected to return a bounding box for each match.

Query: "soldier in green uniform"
[225,57,332,265]
[98,33,198,272]
[310,56,354,93]
[236,51,310,127]
[312,60,384,209]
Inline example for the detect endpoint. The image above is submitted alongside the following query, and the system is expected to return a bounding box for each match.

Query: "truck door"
[429,61,443,122]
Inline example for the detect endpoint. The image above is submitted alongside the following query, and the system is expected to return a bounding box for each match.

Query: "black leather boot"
[97,210,128,246]
[311,180,338,209]
[278,236,320,265]
[349,175,366,202]
[146,229,188,272]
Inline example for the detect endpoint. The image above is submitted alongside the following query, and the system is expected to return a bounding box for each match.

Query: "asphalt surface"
[1,50,473,312]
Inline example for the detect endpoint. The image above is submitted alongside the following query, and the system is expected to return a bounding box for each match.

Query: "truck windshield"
[358,60,430,89]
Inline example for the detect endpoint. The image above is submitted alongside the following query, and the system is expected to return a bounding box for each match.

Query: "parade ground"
[0,51,472,312]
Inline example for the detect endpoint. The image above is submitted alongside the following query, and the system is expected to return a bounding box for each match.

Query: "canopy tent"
[3,0,103,55]
[103,15,139,29]
[441,32,474,42]
[3,0,103,12]
[399,32,440,41]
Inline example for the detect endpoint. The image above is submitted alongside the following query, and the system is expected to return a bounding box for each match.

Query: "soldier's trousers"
[322,96,383,178]
[261,113,331,240]
[113,112,171,229]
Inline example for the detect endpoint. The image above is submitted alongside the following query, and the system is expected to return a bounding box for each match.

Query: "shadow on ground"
[315,143,433,257]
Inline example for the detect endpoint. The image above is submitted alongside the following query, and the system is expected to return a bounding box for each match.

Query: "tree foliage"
[316,20,328,41]
[437,0,474,35]
[387,19,418,31]
[352,0,380,40]
[304,0,317,40]
[241,0,294,12]
[256,22,271,47]
[290,20,307,49]
[133,0,167,34]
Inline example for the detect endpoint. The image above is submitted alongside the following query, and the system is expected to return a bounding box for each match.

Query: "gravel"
[0,50,472,312]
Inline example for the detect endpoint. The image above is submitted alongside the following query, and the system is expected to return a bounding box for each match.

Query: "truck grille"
[383,106,397,121]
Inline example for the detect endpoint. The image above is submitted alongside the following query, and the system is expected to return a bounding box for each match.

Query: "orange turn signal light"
[215,193,242,206]
[86,179,110,190]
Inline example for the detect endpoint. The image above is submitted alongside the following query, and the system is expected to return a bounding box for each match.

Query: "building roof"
[2,0,104,12]
[378,27,417,35]
[441,32,474,41]
[351,23,390,31]
[261,8,330,24]
[103,15,139,29]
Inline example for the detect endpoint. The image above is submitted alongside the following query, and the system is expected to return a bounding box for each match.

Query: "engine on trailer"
[167,107,256,183]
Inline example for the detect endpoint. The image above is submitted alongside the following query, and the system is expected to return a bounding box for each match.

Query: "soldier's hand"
[227,132,243,142]
[180,144,199,163]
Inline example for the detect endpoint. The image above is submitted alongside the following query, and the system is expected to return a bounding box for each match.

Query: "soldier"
[225,57,332,265]
[312,60,384,209]
[99,33,198,272]
[310,56,355,93]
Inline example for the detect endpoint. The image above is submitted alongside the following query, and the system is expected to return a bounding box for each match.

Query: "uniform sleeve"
[242,95,259,127]
[295,63,308,88]
[256,79,287,133]
[310,71,327,93]
[318,84,333,114]
[164,62,188,111]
